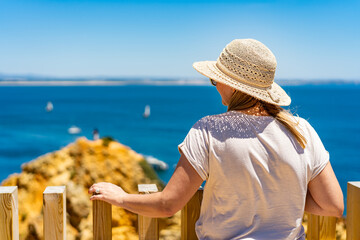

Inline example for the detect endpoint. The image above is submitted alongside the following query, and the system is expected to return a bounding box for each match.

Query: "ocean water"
[1,84,359,209]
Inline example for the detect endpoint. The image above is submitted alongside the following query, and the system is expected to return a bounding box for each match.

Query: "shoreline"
[0,80,210,86]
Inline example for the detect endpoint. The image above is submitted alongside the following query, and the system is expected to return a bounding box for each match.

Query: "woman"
[89,39,343,239]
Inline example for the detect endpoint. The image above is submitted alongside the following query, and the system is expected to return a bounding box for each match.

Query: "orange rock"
[1,137,170,240]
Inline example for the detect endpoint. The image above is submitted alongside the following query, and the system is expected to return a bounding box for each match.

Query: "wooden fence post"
[307,213,337,240]
[181,189,203,240]
[43,186,66,240]
[347,181,360,240]
[0,186,19,240]
[138,184,159,240]
[93,197,112,240]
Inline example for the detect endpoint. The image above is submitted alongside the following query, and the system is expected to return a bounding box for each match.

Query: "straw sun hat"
[193,39,291,106]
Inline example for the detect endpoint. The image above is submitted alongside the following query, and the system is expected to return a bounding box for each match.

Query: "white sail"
[45,101,53,112]
[143,105,150,118]
[68,126,81,134]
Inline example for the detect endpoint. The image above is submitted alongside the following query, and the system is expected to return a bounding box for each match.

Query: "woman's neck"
[233,102,271,116]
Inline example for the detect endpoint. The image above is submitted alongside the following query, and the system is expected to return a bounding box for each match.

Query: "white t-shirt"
[178,111,329,240]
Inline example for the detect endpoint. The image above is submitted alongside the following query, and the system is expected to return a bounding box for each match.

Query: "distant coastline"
[0,79,210,86]
[0,74,359,86]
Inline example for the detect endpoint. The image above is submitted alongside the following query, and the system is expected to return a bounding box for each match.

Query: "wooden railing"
[1,182,360,240]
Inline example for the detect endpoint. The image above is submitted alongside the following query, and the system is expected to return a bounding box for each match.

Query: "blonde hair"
[228,90,307,149]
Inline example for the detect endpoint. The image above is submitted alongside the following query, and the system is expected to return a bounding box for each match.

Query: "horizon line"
[1,79,360,87]
[1,73,360,83]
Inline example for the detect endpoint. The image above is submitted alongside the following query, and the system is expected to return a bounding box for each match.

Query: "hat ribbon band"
[215,61,281,103]
[215,61,270,89]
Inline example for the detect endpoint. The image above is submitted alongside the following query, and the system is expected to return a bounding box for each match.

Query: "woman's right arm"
[89,153,204,218]
[305,162,344,217]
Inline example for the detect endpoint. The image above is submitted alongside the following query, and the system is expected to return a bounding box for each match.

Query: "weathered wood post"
[43,186,66,240]
[181,189,203,240]
[347,181,360,240]
[138,184,159,240]
[307,213,337,240]
[93,196,112,240]
[0,186,19,240]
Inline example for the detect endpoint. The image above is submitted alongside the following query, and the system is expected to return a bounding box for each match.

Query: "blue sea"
[1,84,360,211]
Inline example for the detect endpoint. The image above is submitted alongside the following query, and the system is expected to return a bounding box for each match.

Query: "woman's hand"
[89,182,127,207]
[87,154,203,218]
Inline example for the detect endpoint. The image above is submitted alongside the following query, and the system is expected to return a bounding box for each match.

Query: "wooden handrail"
[181,189,203,240]
[307,214,337,240]
[0,181,359,239]
[0,186,19,240]
[138,184,159,240]
[43,186,66,240]
[347,182,360,240]
[93,198,112,240]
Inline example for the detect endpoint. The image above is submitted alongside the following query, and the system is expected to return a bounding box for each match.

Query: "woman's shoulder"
[193,111,274,131]
[293,116,310,128]
[292,116,321,140]
[191,112,228,130]
[293,116,314,130]
[194,112,235,125]
[196,112,226,122]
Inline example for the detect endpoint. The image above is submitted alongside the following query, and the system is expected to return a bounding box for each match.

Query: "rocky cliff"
[1,137,180,240]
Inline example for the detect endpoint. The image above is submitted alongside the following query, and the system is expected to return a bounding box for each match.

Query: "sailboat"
[68,126,81,134]
[45,101,53,112]
[143,105,150,118]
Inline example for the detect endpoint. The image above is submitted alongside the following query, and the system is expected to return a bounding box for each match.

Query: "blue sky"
[0,0,359,80]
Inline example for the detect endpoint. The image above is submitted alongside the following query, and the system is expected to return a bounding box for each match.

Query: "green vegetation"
[139,159,165,189]
[101,136,115,147]
[70,168,76,180]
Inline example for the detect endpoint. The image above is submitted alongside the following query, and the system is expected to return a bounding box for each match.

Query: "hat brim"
[193,61,291,106]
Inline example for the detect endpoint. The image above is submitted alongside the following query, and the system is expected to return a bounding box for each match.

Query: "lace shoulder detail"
[196,111,275,140]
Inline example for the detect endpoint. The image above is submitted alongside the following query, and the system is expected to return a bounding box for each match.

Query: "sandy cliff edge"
[1,137,180,240]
